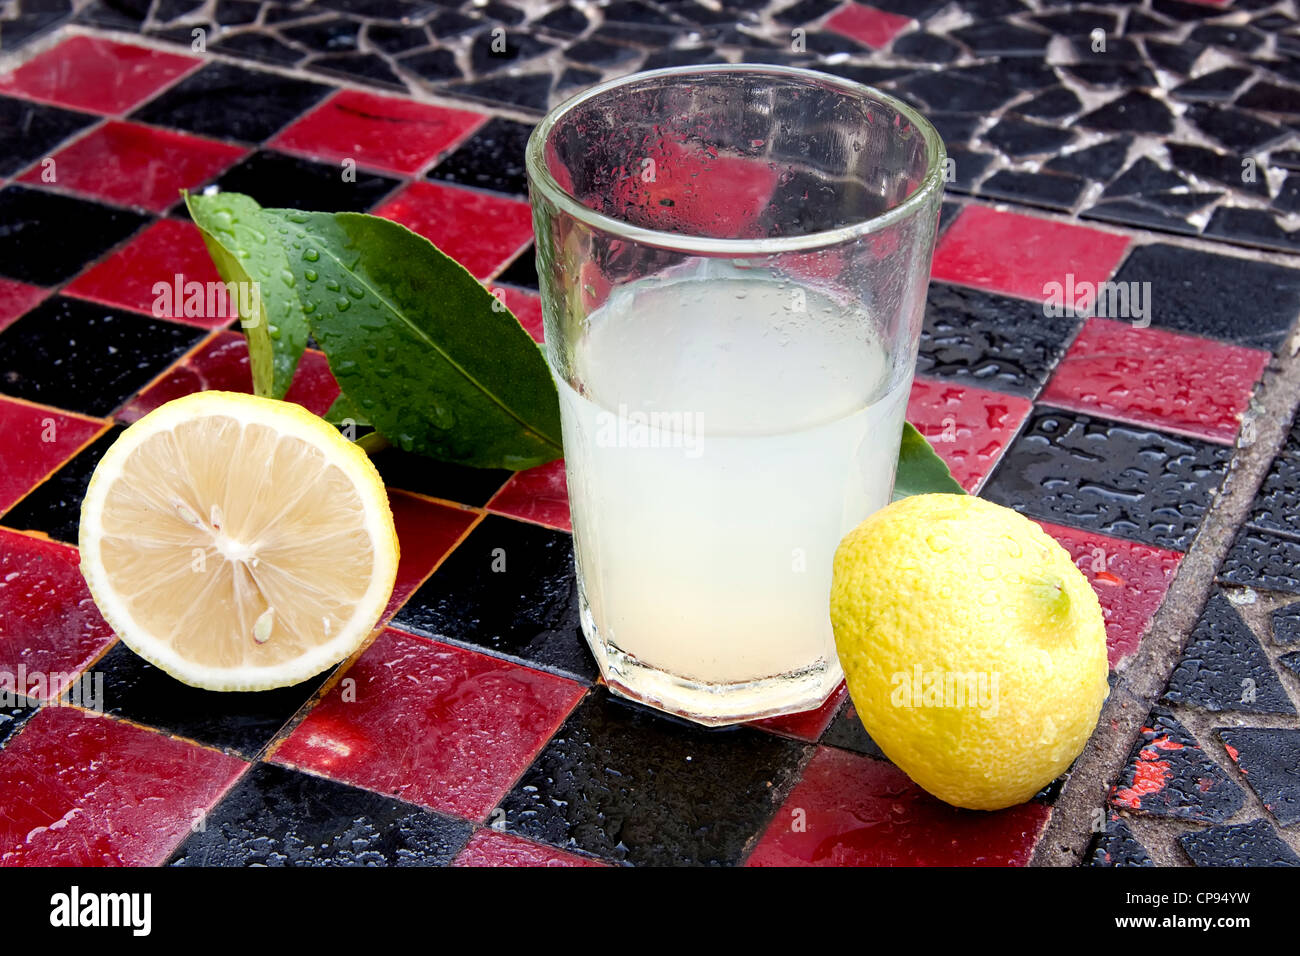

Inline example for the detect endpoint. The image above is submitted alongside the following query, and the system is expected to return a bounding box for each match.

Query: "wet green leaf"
[893,421,966,500]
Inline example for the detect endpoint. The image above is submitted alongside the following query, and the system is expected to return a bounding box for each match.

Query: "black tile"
[280,16,362,54]
[1102,157,1187,197]
[211,151,400,212]
[494,246,540,290]
[478,0,526,25]
[901,62,1053,113]
[978,169,1085,211]
[1044,138,1131,179]
[170,763,472,866]
[771,0,838,24]
[1179,819,1300,867]
[1081,198,1201,237]
[213,0,259,23]
[1189,24,1265,53]
[499,691,807,866]
[428,118,533,197]
[1076,92,1175,134]
[1108,708,1245,822]
[390,515,597,683]
[1204,207,1300,255]
[77,0,149,28]
[1030,10,1119,35]
[1277,174,1300,216]
[602,0,682,25]
[943,147,993,191]
[1163,593,1295,716]
[1246,450,1300,539]
[641,47,727,70]
[982,116,1075,157]
[0,700,38,748]
[398,48,463,83]
[1144,38,1203,77]
[84,642,331,759]
[820,700,887,759]
[1064,62,1157,89]
[365,22,430,54]
[982,408,1230,552]
[1219,527,1300,595]
[1,426,123,543]
[950,21,1050,57]
[1218,727,1300,826]
[1172,67,1253,103]
[1151,0,1224,20]
[368,446,510,506]
[0,186,148,286]
[428,10,483,38]
[1085,817,1154,867]
[1183,104,1289,153]
[938,200,960,234]
[0,0,72,49]
[469,31,555,75]
[916,283,1079,397]
[130,62,332,144]
[1016,86,1082,119]
[1273,602,1300,645]
[309,53,405,89]
[1237,81,1300,116]
[445,73,553,114]
[0,96,97,178]
[1283,651,1300,679]
[556,66,601,92]
[211,30,308,66]
[1270,149,1300,172]
[892,31,961,63]
[1110,243,1300,349]
[533,5,590,35]
[1,295,203,417]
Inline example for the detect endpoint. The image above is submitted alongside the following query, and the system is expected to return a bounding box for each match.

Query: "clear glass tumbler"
[525,65,945,726]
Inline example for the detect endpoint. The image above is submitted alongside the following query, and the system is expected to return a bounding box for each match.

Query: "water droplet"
[336,298,351,312]
[304,270,318,282]
[347,285,364,300]
[303,248,320,262]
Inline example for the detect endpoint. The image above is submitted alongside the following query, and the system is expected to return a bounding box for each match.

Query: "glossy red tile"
[383,490,478,623]
[453,828,606,867]
[746,746,1050,866]
[0,35,200,115]
[373,181,534,280]
[907,376,1034,493]
[491,285,544,343]
[486,459,570,531]
[271,89,487,176]
[0,398,105,515]
[931,205,1131,304]
[64,218,233,328]
[0,528,117,702]
[754,682,848,742]
[18,121,247,213]
[118,330,340,422]
[0,278,47,333]
[1041,318,1269,445]
[1039,522,1183,667]
[0,706,246,865]
[272,628,586,821]
[824,3,915,48]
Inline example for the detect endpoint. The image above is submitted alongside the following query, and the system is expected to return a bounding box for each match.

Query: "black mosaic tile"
[951,21,1050,57]
[1082,199,1200,237]
[1283,651,1300,679]
[398,48,463,83]
[556,66,602,92]
[0,97,97,178]
[562,37,640,68]
[1273,602,1300,645]
[1108,708,1245,823]
[428,10,483,38]
[1065,62,1157,90]
[819,700,887,760]
[280,16,362,54]
[1245,452,1300,540]
[0,0,73,50]
[213,0,260,25]
[368,446,509,506]
[943,147,993,191]
[130,62,332,145]
[429,118,532,197]
[0,296,204,418]
[1143,38,1203,77]
[478,0,527,26]
[1016,86,1082,119]
[915,283,1079,397]
[1277,174,1300,216]
[1204,207,1300,255]
[1102,157,1187,197]
[211,151,401,213]
[1163,593,1295,716]
[445,72,553,113]
[212,30,308,66]
[365,22,430,54]
[892,31,961,63]
[642,47,727,70]
[493,246,540,290]
[77,0,149,29]
[499,690,807,866]
[0,701,38,748]
[1218,727,1300,826]
[1085,817,1154,867]
[1182,105,1289,153]
[469,31,555,75]
[0,186,147,286]
[1218,527,1300,596]
[1076,91,1174,134]
[0,426,123,543]
[1111,243,1300,350]
[170,762,472,866]
[1172,67,1253,103]
[533,5,590,35]
[938,199,960,234]
[918,111,982,146]
[1151,0,1223,20]
[982,116,1074,158]
[84,642,331,760]
[901,62,1053,113]
[391,515,598,683]
[1030,10,1119,35]
[983,408,1231,552]
[1237,81,1300,116]
[1179,819,1300,867]
[1190,24,1265,54]
[1044,138,1131,179]
[979,169,1086,211]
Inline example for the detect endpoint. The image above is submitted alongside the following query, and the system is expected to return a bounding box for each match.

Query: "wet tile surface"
[1217,727,1300,827]
[0,186,148,286]
[1085,816,1155,867]
[0,398,104,517]
[211,150,401,212]
[0,95,97,178]
[0,427,124,544]
[1179,819,1300,867]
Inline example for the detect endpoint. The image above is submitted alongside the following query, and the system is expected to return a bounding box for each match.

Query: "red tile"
[0,398,105,515]
[490,285,544,343]
[0,279,48,333]
[0,35,200,115]
[0,707,246,865]
[373,181,534,280]
[272,628,586,821]
[453,828,606,867]
[18,121,246,213]
[271,89,487,176]
[383,490,478,623]
[906,376,1034,493]
[486,459,570,531]
[1041,318,1268,445]
[64,219,234,328]
[1038,522,1182,667]
[754,682,848,741]
[931,206,1131,304]
[0,528,118,702]
[119,330,340,422]
[824,3,915,48]
[746,746,1050,866]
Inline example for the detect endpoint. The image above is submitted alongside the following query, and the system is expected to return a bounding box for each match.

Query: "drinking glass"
[525,64,945,725]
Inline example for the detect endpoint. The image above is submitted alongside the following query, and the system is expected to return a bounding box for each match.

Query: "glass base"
[578,590,844,727]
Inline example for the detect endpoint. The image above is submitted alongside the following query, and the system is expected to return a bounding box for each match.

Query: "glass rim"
[524,63,948,257]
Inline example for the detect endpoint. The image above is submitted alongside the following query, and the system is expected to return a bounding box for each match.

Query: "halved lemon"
[79,391,399,691]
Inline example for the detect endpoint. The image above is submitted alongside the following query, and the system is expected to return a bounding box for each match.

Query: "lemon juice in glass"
[526,65,945,725]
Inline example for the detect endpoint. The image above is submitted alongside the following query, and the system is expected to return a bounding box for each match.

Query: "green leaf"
[265,208,563,470]
[892,421,966,500]
[184,191,310,399]
[323,392,370,428]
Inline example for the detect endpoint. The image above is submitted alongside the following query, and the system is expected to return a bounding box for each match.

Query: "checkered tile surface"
[1,26,1297,867]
